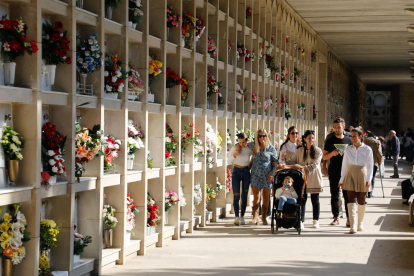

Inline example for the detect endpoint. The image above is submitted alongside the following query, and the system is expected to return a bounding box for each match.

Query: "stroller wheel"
[297,225,301,235]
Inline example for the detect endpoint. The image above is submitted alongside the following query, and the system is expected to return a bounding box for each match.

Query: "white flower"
[106,85,112,92]
[47,150,55,156]
[165,137,171,143]
[10,143,18,152]
[9,237,22,250]
[48,159,56,166]
[104,71,109,77]
[11,222,22,232]
[115,70,122,78]
[115,139,121,145]
[16,153,23,160]
[111,76,117,83]
[118,83,124,92]
[52,166,58,173]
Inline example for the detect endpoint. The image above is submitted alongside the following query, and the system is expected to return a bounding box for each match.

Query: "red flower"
[66,57,72,64]
[19,36,27,43]
[171,139,175,143]
[41,171,51,182]
[30,40,38,53]
[54,21,63,30]
[132,204,136,209]
[2,21,11,29]
[9,41,21,51]
[165,151,171,158]
[51,31,61,41]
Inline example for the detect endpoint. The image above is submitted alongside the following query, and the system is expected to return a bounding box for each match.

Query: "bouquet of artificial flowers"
[104,53,127,94]
[165,190,180,212]
[1,126,25,160]
[127,120,145,155]
[76,33,102,76]
[103,205,118,229]
[126,193,140,235]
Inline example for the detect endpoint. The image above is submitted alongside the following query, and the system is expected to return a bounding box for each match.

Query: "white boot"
[358,204,366,231]
[347,203,357,234]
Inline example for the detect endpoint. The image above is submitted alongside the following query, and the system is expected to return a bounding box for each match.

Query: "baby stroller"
[271,168,305,235]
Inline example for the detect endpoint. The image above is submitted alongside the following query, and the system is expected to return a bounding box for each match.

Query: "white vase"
[73,254,80,265]
[126,232,131,243]
[132,23,137,29]
[147,226,156,236]
[147,93,154,103]
[164,210,169,225]
[127,154,135,170]
[3,62,16,86]
[105,92,118,99]
[49,175,57,184]
[182,39,185,47]
[45,65,56,86]
[236,93,242,100]
[194,156,198,163]
[128,21,133,28]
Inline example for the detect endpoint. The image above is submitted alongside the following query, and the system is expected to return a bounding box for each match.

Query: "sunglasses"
[258,135,267,138]
[291,132,299,135]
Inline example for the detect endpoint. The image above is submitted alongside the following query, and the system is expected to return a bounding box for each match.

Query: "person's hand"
[279,162,286,169]
[282,185,286,191]
[331,150,340,157]
[290,186,294,192]
[293,164,302,170]
[338,183,342,187]
[234,144,242,157]
[297,139,302,146]
[267,174,274,182]
[322,167,328,176]
[365,181,371,188]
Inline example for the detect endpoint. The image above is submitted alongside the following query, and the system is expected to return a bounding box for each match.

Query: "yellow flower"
[1,241,9,249]
[0,223,9,232]
[0,232,10,242]
[20,227,25,232]
[3,213,12,223]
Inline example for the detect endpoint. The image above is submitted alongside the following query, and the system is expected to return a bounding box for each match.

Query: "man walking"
[323,117,352,226]
[389,130,400,178]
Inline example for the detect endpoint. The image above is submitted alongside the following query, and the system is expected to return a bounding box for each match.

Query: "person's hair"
[253,129,269,155]
[236,132,247,140]
[351,127,364,142]
[284,176,294,183]
[302,130,316,161]
[378,136,385,143]
[333,117,345,125]
[280,126,300,152]
[390,130,396,135]
[348,126,354,130]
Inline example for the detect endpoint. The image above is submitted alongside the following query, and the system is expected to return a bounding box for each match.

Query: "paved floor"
[103,160,414,276]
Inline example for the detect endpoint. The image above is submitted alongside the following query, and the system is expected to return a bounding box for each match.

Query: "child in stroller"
[271,168,305,234]
[275,176,298,219]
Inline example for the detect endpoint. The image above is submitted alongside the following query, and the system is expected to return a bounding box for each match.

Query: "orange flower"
[79,131,91,142]
[76,144,88,157]
[3,246,14,257]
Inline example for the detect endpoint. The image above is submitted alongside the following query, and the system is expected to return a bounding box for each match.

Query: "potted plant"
[148,54,163,103]
[104,53,127,99]
[166,5,181,39]
[76,33,102,95]
[180,77,190,107]
[41,122,67,190]
[182,12,195,48]
[126,193,139,242]
[0,17,38,86]
[102,205,118,248]
[105,0,122,20]
[207,36,217,58]
[39,218,59,272]
[1,126,25,182]
[73,225,92,264]
[166,67,182,103]
[127,61,143,101]
[103,135,121,174]
[42,21,71,88]
[235,84,245,100]
[129,0,143,29]
[127,120,145,169]
[165,124,178,167]
[147,194,161,236]
[164,190,179,225]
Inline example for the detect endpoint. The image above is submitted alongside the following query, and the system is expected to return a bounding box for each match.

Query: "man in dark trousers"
[323,117,352,226]
[389,130,400,178]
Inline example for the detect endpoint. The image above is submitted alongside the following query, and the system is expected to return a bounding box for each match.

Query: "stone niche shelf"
[0,0,323,273]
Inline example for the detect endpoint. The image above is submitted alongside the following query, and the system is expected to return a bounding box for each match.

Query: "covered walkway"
[103,161,414,275]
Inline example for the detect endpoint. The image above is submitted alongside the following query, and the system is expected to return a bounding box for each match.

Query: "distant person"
[403,133,414,163]
[389,130,400,178]
[363,135,382,198]
[399,131,405,160]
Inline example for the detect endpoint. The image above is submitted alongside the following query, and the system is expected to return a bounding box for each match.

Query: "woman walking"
[279,126,302,161]
[285,130,323,229]
[339,127,373,234]
[247,129,278,225]
[227,132,252,226]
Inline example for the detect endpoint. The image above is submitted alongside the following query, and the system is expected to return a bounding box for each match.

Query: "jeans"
[231,166,250,217]
[278,196,297,211]
[301,190,320,222]
[329,174,349,218]
[392,155,399,176]
[368,166,378,196]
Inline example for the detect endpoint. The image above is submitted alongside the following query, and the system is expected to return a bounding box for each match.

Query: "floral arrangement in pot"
[126,193,140,239]
[73,225,92,264]
[236,40,247,62]
[39,218,59,272]
[74,122,104,182]
[0,17,38,86]
[76,33,102,95]
[235,84,245,100]
[251,92,257,107]
[167,5,181,39]
[245,48,251,62]
[41,122,67,190]
[166,67,184,103]
[127,61,143,101]
[216,178,224,193]
[105,0,121,19]
[246,6,252,19]
[226,129,232,153]
[42,21,71,87]
[104,53,127,99]
[264,98,273,111]
[226,169,232,192]
[206,184,217,203]
[180,124,195,161]
[195,15,205,39]
[181,77,190,107]
[207,36,217,57]
[206,123,218,164]
[164,190,180,224]
[0,203,30,268]
[103,135,121,174]
[182,12,195,48]
[103,205,117,248]
[147,194,161,235]
[194,181,202,207]
[165,124,178,167]
[294,68,302,83]
[258,38,265,60]
[129,0,143,29]
[311,50,317,62]
[207,71,222,100]
[127,120,144,170]
[1,126,25,182]
[285,103,292,121]
[216,132,223,153]
[313,105,317,120]
[179,186,187,208]
[265,54,280,75]
[148,54,163,102]
[194,130,204,161]
[147,151,154,169]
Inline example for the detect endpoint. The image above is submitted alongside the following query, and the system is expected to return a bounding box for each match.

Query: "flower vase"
[104,228,113,248]
[147,226,156,236]
[106,6,113,20]
[180,150,185,164]
[127,154,135,170]
[45,65,56,86]
[207,99,212,109]
[132,23,137,29]
[181,38,185,47]
[49,175,57,184]
[105,93,118,99]
[76,0,84,9]
[128,21,133,28]
[147,86,154,103]
[194,156,199,163]
[3,62,16,86]
[166,88,170,104]
[80,74,87,95]
[164,211,169,225]
[73,254,80,265]
[236,93,242,100]
[2,258,14,276]
[126,232,131,243]
[167,28,170,40]
[6,159,19,183]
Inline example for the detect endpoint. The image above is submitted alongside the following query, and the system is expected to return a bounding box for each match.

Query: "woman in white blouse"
[339,127,373,234]
[227,132,252,226]
[279,126,302,161]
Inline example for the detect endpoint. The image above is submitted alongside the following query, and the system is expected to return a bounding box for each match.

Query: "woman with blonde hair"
[244,129,278,225]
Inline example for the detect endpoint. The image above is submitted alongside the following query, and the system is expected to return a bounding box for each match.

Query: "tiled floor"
[103,160,414,276]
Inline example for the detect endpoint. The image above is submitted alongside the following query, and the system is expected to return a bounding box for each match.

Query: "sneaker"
[390,175,399,178]
[339,211,344,218]
[234,217,240,226]
[330,218,340,225]
[300,221,304,229]
[240,217,246,225]
[312,220,319,229]
[346,219,350,227]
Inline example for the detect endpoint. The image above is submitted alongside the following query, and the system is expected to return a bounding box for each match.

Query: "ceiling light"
[405,8,414,15]
[409,40,414,46]
[407,27,414,33]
